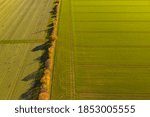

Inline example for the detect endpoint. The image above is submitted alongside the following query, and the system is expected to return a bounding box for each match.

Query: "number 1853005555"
[78,105,135,114]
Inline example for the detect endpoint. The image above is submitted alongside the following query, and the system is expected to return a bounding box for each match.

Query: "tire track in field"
[6,0,44,99]
[51,0,76,99]
[0,45,23,99]
[11,0,40,39]
[30,0,52,39]
[0,0,50,99]
[0,0,27,36]
[1,0,33,40]
[0,0,6,6]
[6,44,30,99]
[0,0,16,13]
[0,0,11,10]
[68,0,76,99]
[0,0,20,22]
[57,0,73,99]
[31,0,53,41]
[0,45,11,86]
[2,0,34,39]
[0,0,40,94]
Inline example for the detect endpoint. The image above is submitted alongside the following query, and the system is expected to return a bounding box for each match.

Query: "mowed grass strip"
[51,0,150,99]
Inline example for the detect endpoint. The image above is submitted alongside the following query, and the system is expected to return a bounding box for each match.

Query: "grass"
[0,0,53,99]
[51,0,150,99]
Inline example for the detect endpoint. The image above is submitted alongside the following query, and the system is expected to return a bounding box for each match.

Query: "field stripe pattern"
[51,0,150,99]
[0,0,53,99]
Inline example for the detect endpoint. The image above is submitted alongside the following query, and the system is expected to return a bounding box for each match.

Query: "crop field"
[0,0,53,99]
[51,0,150,99]
[1,0,150,100]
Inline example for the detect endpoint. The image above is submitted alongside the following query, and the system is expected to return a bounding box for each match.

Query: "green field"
[0,0,53,99]
[51,0,150,99]
[1,0,150,100]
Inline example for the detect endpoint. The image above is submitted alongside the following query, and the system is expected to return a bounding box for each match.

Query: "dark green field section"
[0,0,53,99]
[51,0,150,99]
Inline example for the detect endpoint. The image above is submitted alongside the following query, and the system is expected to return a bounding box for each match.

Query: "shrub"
[45,59,51,69]
[38,0,61,100]
[51,34,57,41]
[38,92,49,100]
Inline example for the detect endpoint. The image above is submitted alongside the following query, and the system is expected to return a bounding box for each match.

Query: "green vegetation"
[39,0,61,100]
[1,0,150,100]
[0,0,53,99]
[51,0,150,99]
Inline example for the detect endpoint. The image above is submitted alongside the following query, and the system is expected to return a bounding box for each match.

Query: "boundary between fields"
[38,0,61,100]
[0,39,45,44]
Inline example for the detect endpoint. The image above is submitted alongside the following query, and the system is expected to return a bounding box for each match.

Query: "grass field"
[0,0,53,99]
[51,0,150,99]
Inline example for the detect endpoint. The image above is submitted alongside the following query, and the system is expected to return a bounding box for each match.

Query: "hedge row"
[38,0,61,100]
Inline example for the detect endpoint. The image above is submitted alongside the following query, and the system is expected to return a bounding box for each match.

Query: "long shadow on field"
[20,24,54,100]
[20,71,42,100]
[20,3,58,100]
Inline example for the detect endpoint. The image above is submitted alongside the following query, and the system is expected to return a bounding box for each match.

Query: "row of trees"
[38,0,61,100]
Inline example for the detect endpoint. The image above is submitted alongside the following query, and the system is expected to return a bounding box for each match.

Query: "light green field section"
[0,0,53,99]
[51,0,150,99]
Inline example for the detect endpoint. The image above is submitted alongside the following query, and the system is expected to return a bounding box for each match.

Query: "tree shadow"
[22,71,38,81]
[20,70,43,100]
[20,2,58,99]
[50,2,58,18]
[20,8,55,100]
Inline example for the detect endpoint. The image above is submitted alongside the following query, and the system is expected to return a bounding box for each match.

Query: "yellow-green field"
[1,0,150,100]
[51,0,150,99]
[0,0,53,99]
